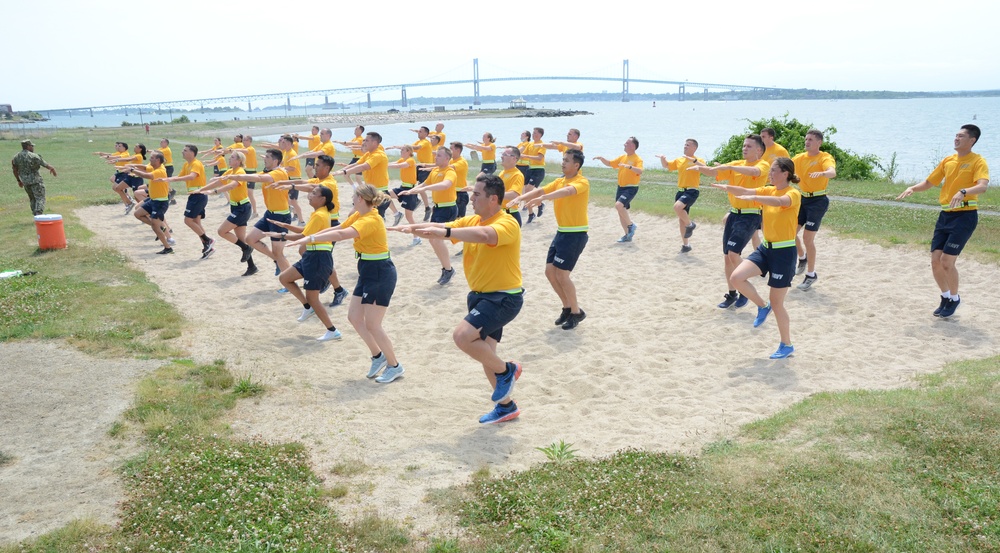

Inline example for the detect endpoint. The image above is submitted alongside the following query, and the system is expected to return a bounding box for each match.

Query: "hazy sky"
[4,0,998,110]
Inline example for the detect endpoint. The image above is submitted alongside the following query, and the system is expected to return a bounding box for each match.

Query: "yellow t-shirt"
[213,147,228,171]
[756,186,802,243]
[449,211,522,292]
[340,209,388,255]
[283,149,302,179]
[306,133,320,151]
[397,157,417,185]
[499,167,525,210]
[716,159,771,210]
[349,136,363,159]
[147,166,169,200]
[927,152,990,212]
[525,141,547,168]
[792,152,836,194]
[160,146,173,166]
[542,173,590,231]
[428,167,458,205]
[482,143,497,162]
[665,157,704,189]
[516,141,530,166]
[610,154,643,187]
[243,145,258,170]
[431,131,446,147]
[450,157,469,191]
[557,142,583,153]
[413,139,433,164]
[303,206,332,249]
[112,152,130,168]
[180,160,206,192]
[222,167,248,203]
[262,168,290,212]
[763,143,790,165]
[361,149,389,189]
[313,140,335,158]
[311,175,340,219]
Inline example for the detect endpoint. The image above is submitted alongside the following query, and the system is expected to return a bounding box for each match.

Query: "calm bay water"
[39,97,998,182]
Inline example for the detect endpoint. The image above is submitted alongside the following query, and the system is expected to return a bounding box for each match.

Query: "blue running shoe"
[491,361,520,402]
[274,262,280,276]
[939,297,961,318]
[367,352,387,379]
[375,363,405,383]
[769,342,794,359]
[277,287,289,294]
[479,401,520,424]
[329,288,349,307]
[625,223,637,240]
[753,302,772,327]
[735,293,749,308]
[933,296,949,317]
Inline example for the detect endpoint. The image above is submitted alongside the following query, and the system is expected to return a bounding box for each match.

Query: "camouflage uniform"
[12,148,50,215]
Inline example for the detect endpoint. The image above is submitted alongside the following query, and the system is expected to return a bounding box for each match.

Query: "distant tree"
[710,113,881,180]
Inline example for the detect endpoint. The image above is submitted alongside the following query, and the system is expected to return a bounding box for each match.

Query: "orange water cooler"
[34,214,67,250]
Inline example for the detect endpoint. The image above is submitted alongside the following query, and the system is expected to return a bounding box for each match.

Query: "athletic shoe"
[242,266,259,277]
[797,274,818,291]
[479,401,520,424]
[423,207,432,222]
[411,237,422,247]
[491,362,519,402]
[274,263,280,276]
[685,222,697,238]
[201,247,215,259]
[939,297,961,318]
[616,234,631,243]
[168,188,177,205]
[796,257,808,275]
[367,352,387,378]
[735,294,749,308]
[933,296,949,317]
[769,342,795,359]
[526,213,535,225]
[375,363,405,383]
[625,223,637,240]
[753,303,772,328]
[554,308,571,326]
[438,268,455,285]
[296,307,315,322]
[240,246,252,263]
[454,249,464,257]
[680,244,692,253]
[561,309,586,330]
[717,293,738,309]
[393,212,404,226]
[510,361,523,382]
[317,329,343,342]
[155,247,174,255]
[202,238,215,255]
[167,237,176,246]
[124,202,136,215]
[277,287,289,294]
[320,281,331,294]
[329,288,348,307]
[537,203,545,217]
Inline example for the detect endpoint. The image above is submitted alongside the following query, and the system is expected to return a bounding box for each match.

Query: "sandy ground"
[0,342,160,544]
[66,183,1000,538]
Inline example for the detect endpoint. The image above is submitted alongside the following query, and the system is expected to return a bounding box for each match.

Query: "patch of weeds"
[107,421,126,438]
[537,440,578,462]
[331,458,368,477]
[233,373,265,397]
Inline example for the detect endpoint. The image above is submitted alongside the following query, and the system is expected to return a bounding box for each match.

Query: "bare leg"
[615,202,631,234]
[731,259,766,307]
[430,238,453,271]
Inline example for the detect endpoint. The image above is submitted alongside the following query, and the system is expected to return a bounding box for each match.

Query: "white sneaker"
[317,329,342,341]
[375,363,404,383]
[411,237,422,246]
[297,307,315,322]
[167,237,176,246]
[367,352,387,378]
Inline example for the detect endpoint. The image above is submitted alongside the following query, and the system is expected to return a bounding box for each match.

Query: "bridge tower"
[473,58,481,106]
[401,86,408,108]
[621,59,630,102]
[678,84,685,102]
[367,92,372,109]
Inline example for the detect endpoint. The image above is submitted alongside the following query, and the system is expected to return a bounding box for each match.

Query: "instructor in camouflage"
[11,139,57,215]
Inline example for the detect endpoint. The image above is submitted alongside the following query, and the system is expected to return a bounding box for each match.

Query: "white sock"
[952,294,960,302]
[806,272,816,278]
[798,255,807,261]
[942,291,952,299]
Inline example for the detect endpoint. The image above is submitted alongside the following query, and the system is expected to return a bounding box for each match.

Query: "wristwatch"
[960,189,967,196]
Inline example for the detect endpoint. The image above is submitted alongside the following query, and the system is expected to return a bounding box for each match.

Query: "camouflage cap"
[21,139,34,147]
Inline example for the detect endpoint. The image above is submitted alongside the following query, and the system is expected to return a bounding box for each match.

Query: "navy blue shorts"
[616,186,639,209]
[305,158,315,167]
[432,205,458,223]
[456,191,469,218]
[141,199,169,221]
[126,175,144,189]
[254,210,292,240]
[114,171,128,184]
[246,171,256,189]
[294,250,333,291]
[798,195,830,231]
[527,168,545,186]
[722,212,761,254]
[465,290,524,342]
[747,244,797,288]
[506,210,522,227]
[165,166,174,177]
[416,169,430,184]
[394,187,419,211]
[184,193,208,220]
[675,188,700,212]
[376,196,392,218]
[227,202,252,226]
[481,162,497,174]
[931,210,978,256]
[547,231,588,271]
[288,188,299,200]
[516,165,529,181]
[214,166,223,176]
[354,258,396,306]
[350,157,360,165]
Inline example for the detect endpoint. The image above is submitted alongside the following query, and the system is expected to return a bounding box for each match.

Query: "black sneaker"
[202,238,216,255]
[561,309,586,330]
[933,296,949,317]
[526,213,536,225]
[680,244,692,253]
[537,203,545,217]
[717,293,738,309]
[155,247,174,255]
[939,297,961,318]
[201,247,215,259]
[685,222,697,238]
[240,246,252,263]
[554,308,571,326]
[423,207,432,222]
[438,268,455,285]
[242,265,259,277]
[796,257,808,275]
[168,188,177,205]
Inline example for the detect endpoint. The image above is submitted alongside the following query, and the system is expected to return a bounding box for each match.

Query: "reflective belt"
[270,209,291,215]
[435,202,456,207]
[474,287,524,295]
[730,208,762,215]
[504,207,519,213]
[401,183,415,188]
[306,244,333,251]
[802,190,827,197]
[764,239,796,249]
[557,225,589,233]
[356,251,390,260]
[942,201,978,211]
[230,198,250,206]
[678,186,699,191]
[150,196,169,202]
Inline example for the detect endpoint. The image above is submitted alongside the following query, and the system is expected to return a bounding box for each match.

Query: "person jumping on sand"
[164,144,216,258]
[593,136,643,243]
[791,129,837,290]
[223,148,291,278]
[398,146,458,285]
[189,151,251,264]
[657,138,705,253]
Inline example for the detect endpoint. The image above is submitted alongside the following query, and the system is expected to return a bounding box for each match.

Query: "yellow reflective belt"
[306,244,333,251]
[270,209,291,215]
[942,201,978,210]
[229,198,250,206]
[557,225,589,233]
[764,239,796,249]
[357,251,390,260]
[803,190,827,197]
[151,196,169,202]
[435,202,456,207]
[504,207,519,213]
[730,208,762,215]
